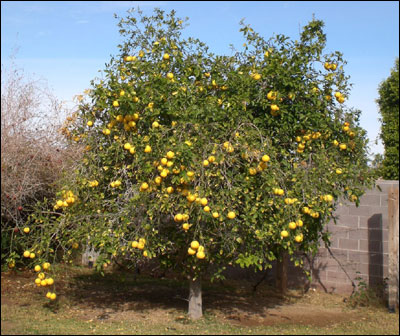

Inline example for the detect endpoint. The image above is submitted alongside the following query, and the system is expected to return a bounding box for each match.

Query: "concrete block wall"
[224,180,399,295]
[307,180,399,294]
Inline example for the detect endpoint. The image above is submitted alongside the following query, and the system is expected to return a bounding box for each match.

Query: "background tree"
[370,153,384,177]
[11,8,374,319]
[376,58,399,180]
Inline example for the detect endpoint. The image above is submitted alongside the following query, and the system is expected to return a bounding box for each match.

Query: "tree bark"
[188,277,202,320]
[276,252,288,294]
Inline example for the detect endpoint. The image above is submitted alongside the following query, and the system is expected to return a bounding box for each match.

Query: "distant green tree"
[377,58,399,180]
[370,153,384,178]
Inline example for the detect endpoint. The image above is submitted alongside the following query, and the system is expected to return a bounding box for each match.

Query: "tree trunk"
[276,252,288,294]
[188,277,202,320]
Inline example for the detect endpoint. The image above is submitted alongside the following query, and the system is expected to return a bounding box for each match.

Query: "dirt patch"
[0,268,368,330]
[221,305,358,327]
[0,321,16,333]
[1,270,40,305]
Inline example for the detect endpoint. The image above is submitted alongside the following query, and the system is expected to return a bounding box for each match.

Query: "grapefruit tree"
[13,8,374,319]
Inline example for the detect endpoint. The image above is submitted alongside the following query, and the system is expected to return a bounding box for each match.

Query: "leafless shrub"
[1,59,82,231]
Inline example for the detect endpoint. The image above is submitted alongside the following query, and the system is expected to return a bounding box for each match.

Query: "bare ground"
[1,266,398,334]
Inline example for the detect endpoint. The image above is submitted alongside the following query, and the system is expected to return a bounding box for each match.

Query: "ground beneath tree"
[1,266,396,335]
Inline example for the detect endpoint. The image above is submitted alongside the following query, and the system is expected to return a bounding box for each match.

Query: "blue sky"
[1,1,399,156]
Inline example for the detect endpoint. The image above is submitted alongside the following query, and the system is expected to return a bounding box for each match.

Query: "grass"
[1,265,399,335]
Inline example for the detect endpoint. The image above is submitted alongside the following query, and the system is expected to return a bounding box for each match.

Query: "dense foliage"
[377,58,399,180]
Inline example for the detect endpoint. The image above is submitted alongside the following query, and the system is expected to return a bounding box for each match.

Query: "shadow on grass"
[59,266,299,318]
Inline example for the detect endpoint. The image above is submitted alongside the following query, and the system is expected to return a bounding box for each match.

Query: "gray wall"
[223,180,399,295]
[292,179,399,294]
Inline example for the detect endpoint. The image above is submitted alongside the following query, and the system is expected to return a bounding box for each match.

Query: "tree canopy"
[8,8,375,318]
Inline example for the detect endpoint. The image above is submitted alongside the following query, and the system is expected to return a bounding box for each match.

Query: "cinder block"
[370,206,388,220]
[312,269,327,282]
[366,186,384,196]
[339,238,359,251]
[323,281,354,294]
[355,263,369,275]
[323,264,340,272]
[375,182,399,194]
[326,222,351,231]
[323,259,348,269]
[333,215,359,228]
[348,251,369,264]
[312,259,326,269]
[349,228,368,240]
[328,238,339,249]
[328,248,349,258]
[359,216,369,228]
[363,188,378,196]
[327,226,350,239]
[344,269,359,279]
[336,196,352,205]
[326,271,352,283]
[314,259,336,272]
[359,239,368,252]
[348,205,372,216]
[333,205,349,216]
[359,240,384,253]
[359,194,380,206]
[317,247,328,258]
